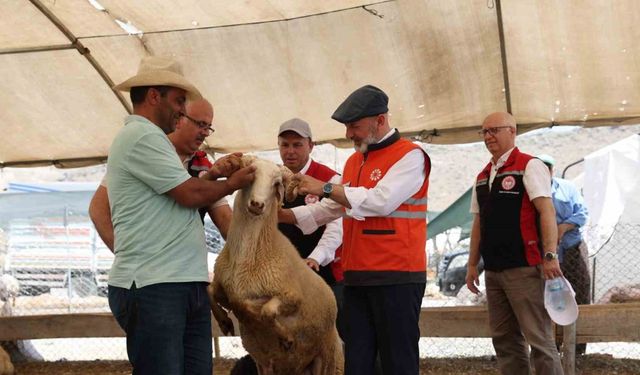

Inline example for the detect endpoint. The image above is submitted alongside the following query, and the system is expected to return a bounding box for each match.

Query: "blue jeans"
[108,282,212,375]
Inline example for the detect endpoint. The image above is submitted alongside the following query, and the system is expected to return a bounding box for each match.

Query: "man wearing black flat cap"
[280,85,431,375]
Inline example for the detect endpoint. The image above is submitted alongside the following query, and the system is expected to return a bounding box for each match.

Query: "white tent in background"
[583,134,640,252]
[582,134,640,302]
[1,0,640,168]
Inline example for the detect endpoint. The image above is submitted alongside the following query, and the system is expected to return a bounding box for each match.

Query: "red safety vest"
[475,147,542,271]
[341,135,430,286]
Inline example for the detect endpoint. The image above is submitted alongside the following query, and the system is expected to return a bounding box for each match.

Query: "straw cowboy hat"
[113,56,202,100]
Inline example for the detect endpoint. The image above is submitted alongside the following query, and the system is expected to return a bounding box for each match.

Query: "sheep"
[209,156,343,375]
[0,275,19,317]
[0,347,13,375]
[0,275,19,374]
[230,354,259,375]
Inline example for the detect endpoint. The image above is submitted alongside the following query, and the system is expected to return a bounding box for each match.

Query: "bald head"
[185,98,214,118]
[171,98,214,160]
[482,112,516,129]
[481,112,517,161]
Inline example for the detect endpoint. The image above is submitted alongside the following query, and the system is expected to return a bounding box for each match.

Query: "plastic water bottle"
[548,278,566,312]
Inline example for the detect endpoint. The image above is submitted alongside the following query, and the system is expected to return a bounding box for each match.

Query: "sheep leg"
[261,294,299,318]
[211,303,234,336]
[208,283,235,336]
[240,296,270,318]
[260,297,301,351]
[0,346,14,375]
[256,361,274,375]
[240,295,299,350]
[306,355,323,375]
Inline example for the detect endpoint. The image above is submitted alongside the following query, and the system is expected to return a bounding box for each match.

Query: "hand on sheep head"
[208,152,243,179]
[294,174,324,196]
[225,165,256,191]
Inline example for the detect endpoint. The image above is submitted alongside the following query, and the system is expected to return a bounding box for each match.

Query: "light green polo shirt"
[106,115,207,289]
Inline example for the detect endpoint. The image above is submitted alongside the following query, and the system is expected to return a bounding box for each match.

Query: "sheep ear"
[280,166,298,203]
[239,155,257,168]
[276,180,285,205]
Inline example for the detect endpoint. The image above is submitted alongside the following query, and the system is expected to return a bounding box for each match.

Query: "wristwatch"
[544,252,558,261]
[322,183,333,198]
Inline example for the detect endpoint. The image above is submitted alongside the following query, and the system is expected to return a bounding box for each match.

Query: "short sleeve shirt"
[106,115,208,289]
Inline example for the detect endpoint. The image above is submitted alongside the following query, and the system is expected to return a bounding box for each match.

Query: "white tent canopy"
[583,134,640,253]
[2,0,639,167]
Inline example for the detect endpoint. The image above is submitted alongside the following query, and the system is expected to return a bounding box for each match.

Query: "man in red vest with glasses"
[465,112,564,375]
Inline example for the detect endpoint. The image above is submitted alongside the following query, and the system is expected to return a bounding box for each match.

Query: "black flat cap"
[331,85,389,124]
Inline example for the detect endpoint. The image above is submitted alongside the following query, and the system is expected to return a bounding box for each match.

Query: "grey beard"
[354,143,368,153]
[356,134,377,153]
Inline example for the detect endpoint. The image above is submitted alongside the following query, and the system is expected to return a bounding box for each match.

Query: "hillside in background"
[1,124,639,212]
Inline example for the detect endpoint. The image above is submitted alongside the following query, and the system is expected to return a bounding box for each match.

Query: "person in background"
[280,85,430,375]
[539,153,590,356]
[465,112,563,375]
[275,117,346,336]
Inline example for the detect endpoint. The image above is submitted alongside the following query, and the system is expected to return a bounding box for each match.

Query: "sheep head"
[238,156,296,216]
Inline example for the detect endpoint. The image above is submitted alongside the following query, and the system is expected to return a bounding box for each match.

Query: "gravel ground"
[11,354,640,375]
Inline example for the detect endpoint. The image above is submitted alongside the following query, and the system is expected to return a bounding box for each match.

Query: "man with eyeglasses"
[171,99,234,236]
[465,112,564,374]
[90,98,235,249]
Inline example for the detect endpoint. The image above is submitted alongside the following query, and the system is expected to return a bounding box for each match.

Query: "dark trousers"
[108,282,213,375]
[344,283,425,375]
[560,241,591,355]
[331,282,345,339]
[561,241,591,305]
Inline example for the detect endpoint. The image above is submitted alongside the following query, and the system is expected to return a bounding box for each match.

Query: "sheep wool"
[209,156,343,375]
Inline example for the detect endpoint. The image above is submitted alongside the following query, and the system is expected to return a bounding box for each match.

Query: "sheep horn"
[280,166,299,203]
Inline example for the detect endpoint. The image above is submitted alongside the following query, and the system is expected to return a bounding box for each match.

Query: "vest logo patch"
[370,168,382,181]
[305,194,320,205]
[501,175,516,190]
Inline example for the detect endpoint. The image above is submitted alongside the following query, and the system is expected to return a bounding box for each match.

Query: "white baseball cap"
[544,276,579,326]
[278,118,312,138]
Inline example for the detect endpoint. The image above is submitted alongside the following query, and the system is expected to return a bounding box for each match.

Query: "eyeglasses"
[477,126,513,136]
[181,113,214,135]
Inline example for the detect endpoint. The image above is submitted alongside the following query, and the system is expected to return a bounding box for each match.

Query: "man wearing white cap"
[466,112,564,374]
[276,118,345,335]
[106,56,255,375]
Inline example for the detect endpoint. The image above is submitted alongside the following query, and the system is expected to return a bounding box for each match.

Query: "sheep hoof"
[219,318,235,336]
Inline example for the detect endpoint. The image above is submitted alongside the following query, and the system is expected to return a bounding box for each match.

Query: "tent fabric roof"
[1,0,639,167]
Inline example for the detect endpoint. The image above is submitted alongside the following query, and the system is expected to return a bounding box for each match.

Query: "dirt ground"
[12,354,640,374]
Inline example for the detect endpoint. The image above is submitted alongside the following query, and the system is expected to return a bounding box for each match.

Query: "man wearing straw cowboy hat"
[107,56,255,375]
